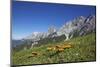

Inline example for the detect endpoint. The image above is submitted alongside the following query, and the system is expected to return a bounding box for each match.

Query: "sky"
[12,1,96,40]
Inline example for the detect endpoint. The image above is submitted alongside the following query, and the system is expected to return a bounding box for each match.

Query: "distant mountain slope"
[12,40,24,47]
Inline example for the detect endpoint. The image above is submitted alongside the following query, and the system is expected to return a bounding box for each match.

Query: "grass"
[12,33,96,65]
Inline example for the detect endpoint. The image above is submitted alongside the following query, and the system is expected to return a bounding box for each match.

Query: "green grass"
[12,33,96,65]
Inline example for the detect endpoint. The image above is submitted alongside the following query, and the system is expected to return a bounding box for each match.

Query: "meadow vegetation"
[12,33,96,65]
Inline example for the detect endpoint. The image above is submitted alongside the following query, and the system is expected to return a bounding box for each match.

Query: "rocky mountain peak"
[48,26,57,34]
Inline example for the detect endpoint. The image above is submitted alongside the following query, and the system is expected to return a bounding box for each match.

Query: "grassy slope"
[12,33,96,65]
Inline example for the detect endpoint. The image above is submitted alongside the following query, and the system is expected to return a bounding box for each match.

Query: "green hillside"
[12,33,96,65]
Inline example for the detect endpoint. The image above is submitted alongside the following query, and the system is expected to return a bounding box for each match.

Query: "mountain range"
[23,15,95,41]
[12,15,96,49]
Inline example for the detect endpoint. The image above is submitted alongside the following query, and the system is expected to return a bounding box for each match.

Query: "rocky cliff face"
[57,15,96,40]
[23,26,58,41]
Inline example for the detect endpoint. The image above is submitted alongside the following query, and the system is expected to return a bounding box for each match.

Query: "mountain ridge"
[12,15,96,48]
[23,15,95,41]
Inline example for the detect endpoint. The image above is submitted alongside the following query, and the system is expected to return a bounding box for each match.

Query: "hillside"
[12,33,96,65]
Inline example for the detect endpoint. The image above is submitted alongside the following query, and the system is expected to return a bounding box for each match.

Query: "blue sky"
[12,1,96,40]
